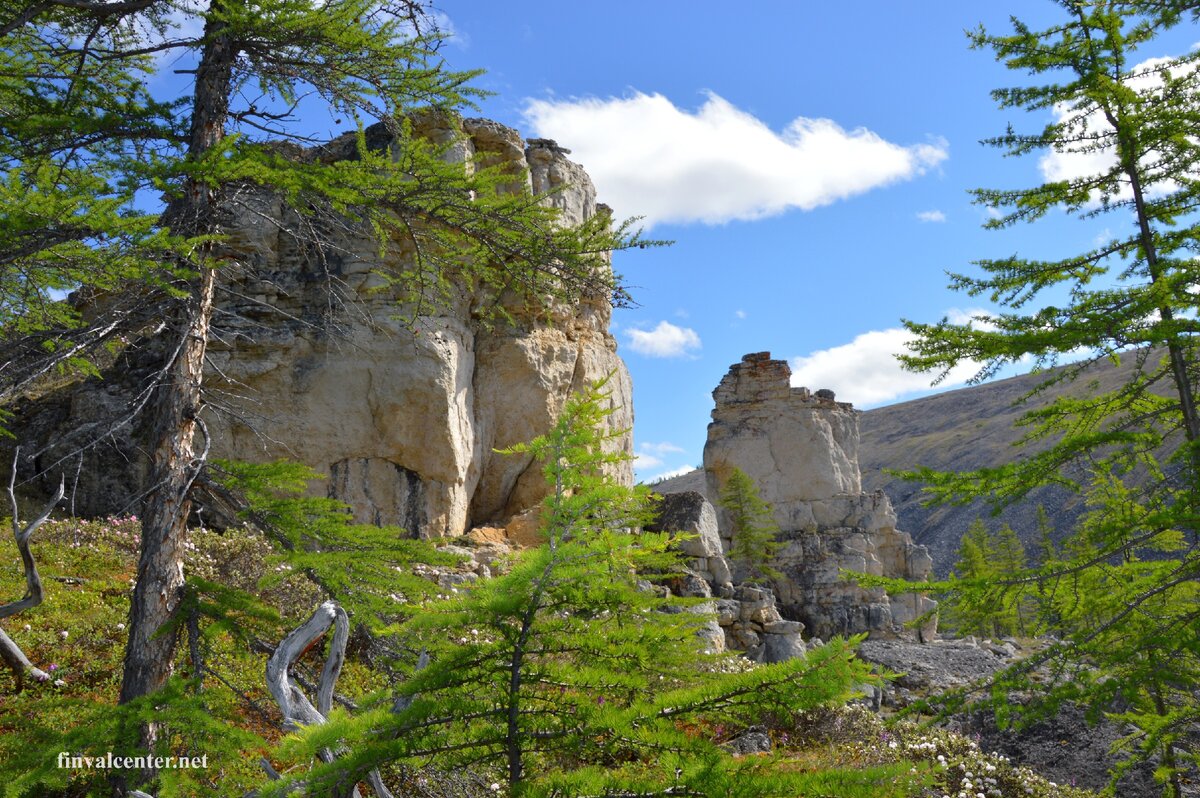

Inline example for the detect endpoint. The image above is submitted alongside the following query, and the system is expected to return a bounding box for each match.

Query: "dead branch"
[264,601,392,797]
[0,448,63,690]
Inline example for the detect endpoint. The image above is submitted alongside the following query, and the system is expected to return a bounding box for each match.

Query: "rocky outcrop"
[702,352,935,641]
[648,491,807,662]
[651,491,732,588]
[13,118,632,538]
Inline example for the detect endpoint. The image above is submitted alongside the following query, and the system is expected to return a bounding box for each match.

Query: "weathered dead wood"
[1,448,63,690]
[264,601,394,797]
[266,601,347,732]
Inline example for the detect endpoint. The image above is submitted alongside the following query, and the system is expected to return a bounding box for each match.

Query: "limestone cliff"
[703,352,935,640]
[13,119,632,538]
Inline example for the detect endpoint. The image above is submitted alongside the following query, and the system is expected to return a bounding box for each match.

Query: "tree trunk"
[116,1,235,780]
[118,0,233,706]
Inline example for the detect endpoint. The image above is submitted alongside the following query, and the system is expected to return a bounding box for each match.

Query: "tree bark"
[118,0,233,707]
[115,10,234,796]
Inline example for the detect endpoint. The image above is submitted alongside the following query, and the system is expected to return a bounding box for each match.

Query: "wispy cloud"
[633,441,686,472]
[916,209,946,223]
[431,11,470,48]
[645,465,696,484]
[639,441,685,457]
[626,321,702,358]
[523,91,947,227]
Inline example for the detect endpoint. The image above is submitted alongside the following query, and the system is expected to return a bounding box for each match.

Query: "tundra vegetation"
[0,383,1093,798]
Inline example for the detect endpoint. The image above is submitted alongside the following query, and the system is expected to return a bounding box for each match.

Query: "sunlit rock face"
[703,352,935,640]
[17,119,632,539]
[206,119,633,537]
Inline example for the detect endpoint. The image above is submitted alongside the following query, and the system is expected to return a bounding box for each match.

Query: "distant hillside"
[655,352,1177,576]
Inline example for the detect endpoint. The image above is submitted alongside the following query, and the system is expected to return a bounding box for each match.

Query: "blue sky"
[138,3,1196,482]
[429,2,1200,482]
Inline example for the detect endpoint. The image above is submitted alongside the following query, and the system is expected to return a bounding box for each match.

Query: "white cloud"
[1039,55,1198,203]
[633,452,664,471]
[735,309,747,319]
[633,441,685,473]
[789,312,989,408]
[523,91,947,227]
[916,209,946,223]
[626,321,701,358]
[945,307,998,330]
[645,465,696,484]
[639,441,685,457]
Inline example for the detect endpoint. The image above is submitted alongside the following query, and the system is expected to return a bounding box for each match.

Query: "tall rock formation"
[12,119,632,538]
[703,352,935,640]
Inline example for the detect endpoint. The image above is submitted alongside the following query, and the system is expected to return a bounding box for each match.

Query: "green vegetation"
[0,0,656,745]
[941,519,1030,638]
[0,384,1079,798]
[718,467,782,584]
[879,2,1200,794]
[6,1,1200,795]
[267,382,907,797]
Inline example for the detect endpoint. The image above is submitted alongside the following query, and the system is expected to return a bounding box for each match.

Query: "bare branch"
[0,448,63,689]
[2,449,64,620]
[0,627,49,690]
[265,601,395,796]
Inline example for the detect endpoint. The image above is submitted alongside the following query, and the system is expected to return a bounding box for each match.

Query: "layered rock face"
[16,119,632,538]
[703,352,935,640]
[209,120,634,537]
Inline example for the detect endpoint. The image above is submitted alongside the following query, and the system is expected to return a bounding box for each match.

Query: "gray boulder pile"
[648,491,807,662]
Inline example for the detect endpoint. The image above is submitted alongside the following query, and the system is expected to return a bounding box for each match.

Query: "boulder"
[761,632,807,663]
[723,726,772,756]
[650,491,724,558]
[648,491,734,589]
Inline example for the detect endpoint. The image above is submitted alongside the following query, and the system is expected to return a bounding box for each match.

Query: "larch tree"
[718,467,781,585]
[266,382,912,798]
[895,2,1200,792]
[0,0,648,781]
